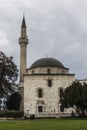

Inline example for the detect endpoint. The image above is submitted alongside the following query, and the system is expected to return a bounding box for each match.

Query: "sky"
[0,0,87,80]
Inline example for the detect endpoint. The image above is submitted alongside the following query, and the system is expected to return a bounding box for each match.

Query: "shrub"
[0,111,24,118]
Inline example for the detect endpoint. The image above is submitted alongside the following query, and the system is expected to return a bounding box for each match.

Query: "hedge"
[0,111,24,118]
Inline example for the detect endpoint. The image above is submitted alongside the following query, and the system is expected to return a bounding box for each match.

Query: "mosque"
[18,16,84,118]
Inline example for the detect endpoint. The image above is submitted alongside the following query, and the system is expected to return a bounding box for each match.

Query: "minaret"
[19,16,28,82]
[19,16,28,110]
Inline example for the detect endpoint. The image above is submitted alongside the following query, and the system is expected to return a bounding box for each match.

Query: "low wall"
[25,113,71,119]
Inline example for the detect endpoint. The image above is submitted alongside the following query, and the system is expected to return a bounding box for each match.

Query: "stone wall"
[24,73,75,116]
[27,67,69,74]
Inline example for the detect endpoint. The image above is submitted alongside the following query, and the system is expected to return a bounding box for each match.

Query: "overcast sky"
[0,0,87,80]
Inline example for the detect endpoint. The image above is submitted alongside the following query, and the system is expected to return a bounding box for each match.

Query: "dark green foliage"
[0,110,24,118]
[6,92,21,111]
[0,51,18,97]
[60,81,87,117]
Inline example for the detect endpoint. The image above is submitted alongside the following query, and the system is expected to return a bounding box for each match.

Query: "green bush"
[0,111,6,117]
[0,111,24,118]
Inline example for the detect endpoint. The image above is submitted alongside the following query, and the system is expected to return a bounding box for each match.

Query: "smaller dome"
[30,58,65,69]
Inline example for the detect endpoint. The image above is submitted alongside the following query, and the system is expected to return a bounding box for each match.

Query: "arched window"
[48,79,52,87]
[47,69,50,74]
[38,88,43,98]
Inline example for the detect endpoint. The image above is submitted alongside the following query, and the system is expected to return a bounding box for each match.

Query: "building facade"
[24,59,75,117]
[19,17,76,117]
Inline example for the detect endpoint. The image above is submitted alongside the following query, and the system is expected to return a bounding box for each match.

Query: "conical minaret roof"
[21,16,26,28]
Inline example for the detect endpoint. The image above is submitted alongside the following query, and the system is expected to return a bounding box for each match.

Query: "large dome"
[30,58,65,69]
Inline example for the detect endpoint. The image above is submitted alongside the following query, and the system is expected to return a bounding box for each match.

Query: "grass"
[0,119,87,130]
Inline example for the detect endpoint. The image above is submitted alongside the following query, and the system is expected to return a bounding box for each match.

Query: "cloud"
[0,0,87,79]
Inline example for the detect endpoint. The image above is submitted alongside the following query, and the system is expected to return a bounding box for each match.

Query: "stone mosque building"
[19,16,76,117]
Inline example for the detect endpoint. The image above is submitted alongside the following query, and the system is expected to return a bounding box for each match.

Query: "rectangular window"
[59,88,63,98]
[48,80,52,87]
[38,88,43,98]
[60,105,64,112]
[38,106,43,112]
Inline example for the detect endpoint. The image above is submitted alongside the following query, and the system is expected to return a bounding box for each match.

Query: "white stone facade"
[27,67,69,74]
[23,67,75,117]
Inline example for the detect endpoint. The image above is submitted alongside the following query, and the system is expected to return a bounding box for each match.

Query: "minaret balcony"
[19,37,28,45]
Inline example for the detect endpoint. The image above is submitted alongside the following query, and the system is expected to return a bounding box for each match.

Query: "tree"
[6,92,21,111]
[0,51,18,97]
[60,81,87,117]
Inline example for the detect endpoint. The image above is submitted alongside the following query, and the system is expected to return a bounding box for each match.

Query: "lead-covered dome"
[30,58,65,69]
